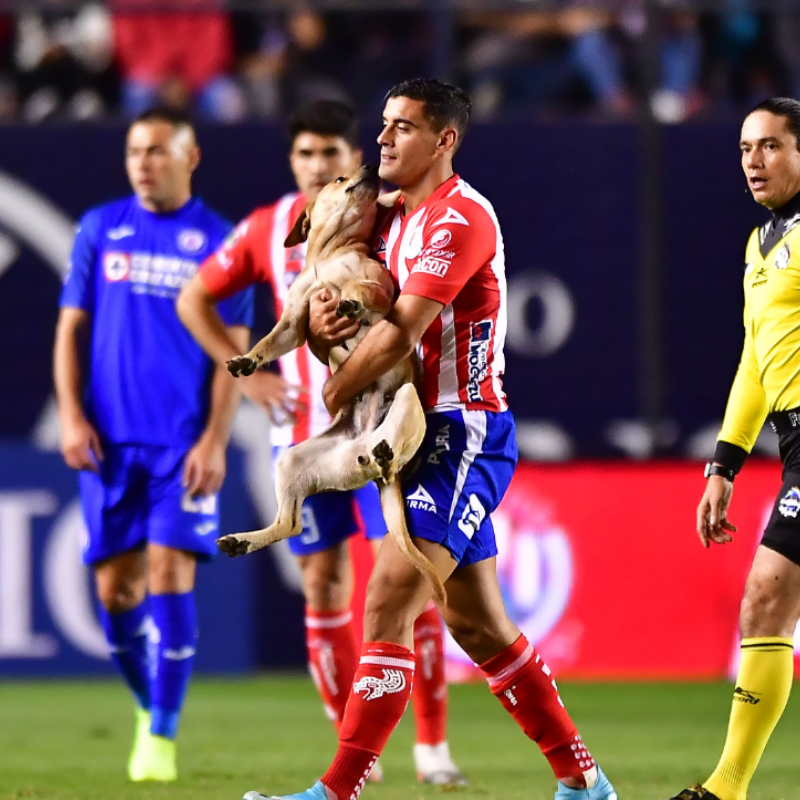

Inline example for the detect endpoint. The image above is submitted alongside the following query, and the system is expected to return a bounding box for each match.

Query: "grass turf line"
[2,678,800,800]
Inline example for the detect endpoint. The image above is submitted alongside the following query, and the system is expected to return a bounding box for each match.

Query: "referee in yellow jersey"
[669,97,800,800]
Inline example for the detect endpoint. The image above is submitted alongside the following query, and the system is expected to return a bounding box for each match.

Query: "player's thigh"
[79,444,149,567]
[441,556,520,665]
[296,539,353,612]
[145,445,220,561]
[94,549,148,612]
[363,533,457,646]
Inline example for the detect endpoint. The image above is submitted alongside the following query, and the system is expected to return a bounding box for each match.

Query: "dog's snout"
[361,164,380,184]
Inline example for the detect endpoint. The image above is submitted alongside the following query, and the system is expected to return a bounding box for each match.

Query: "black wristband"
[705,462,736,481]
[712,440,749,475]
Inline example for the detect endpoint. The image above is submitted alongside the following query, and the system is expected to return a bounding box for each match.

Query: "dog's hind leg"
[217,431,377,556]
[368,383,426,483]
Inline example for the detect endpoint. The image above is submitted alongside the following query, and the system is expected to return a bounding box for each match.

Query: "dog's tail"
[379,480,446,604]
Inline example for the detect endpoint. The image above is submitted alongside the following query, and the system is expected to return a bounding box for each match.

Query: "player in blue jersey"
[53,107,254,783]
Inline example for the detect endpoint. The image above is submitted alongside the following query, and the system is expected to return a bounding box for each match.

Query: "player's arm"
[697,325,767,548]
[53,214,103,472]
[323,294,443,416]
[183,325,249,498]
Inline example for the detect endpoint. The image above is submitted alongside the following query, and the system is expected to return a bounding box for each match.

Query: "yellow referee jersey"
[719,208,800,451]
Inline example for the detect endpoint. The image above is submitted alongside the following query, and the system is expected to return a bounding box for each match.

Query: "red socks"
[321,642,415,799]
[305,609,359,729]
[480,634,595,786]
[411,602,448,745]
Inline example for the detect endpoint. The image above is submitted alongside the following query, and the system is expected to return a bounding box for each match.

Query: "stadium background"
[0,0,798,684]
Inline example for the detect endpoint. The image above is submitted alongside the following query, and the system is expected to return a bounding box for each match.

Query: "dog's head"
[284,165,382,253]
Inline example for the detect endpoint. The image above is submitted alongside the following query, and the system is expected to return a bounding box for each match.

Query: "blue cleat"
[243,781,334,800]
[554,766,618,800]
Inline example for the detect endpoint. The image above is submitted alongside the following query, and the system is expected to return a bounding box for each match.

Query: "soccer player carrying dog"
[53,108,253,781]
[237,78,618,800]
[666,98,800,800]
[177,99,465,785]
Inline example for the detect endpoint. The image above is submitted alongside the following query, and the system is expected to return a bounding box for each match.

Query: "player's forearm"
[177,278,246,366]
[53,310,89,423]
[717,358,768,468]
[324,318,415,414]
[201,326,250,444]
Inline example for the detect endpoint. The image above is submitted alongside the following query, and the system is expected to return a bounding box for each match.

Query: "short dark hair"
[129,106,195,133]
[748,97,800,152]
[385,78,471,145]
[288,100,360,150]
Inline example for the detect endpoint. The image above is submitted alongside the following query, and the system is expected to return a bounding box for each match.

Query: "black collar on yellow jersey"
[760,190,800,258]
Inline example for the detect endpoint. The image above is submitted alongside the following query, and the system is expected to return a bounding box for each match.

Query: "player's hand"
[696,475,737,548]
[183,434,226,498]
[241,371,308,425]
[61,414,104,472]
[309,288,361,347]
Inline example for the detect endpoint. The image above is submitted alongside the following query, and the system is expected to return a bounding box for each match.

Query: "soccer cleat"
[554,766,618,800]
[413,741,468,785]
[127,708,177,782]
[666,787,721,800]
[243,781,333,800]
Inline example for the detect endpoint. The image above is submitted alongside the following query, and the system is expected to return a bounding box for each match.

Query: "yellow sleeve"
[718,324,768,452]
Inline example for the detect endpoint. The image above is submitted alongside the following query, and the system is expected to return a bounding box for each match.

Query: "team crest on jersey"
[779,486,800,519]
[103,252,130,282]
[775,243,791,270]
[178,229,207,254]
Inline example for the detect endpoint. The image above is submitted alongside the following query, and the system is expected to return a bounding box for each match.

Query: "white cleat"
[367,757,384,783]
[413,742,468,786]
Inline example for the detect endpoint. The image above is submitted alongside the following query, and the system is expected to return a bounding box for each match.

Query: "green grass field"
[2,678,800,800]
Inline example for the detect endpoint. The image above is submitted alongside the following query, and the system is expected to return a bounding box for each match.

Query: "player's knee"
[301,563,349,611]
[96,579,144,613]
[740,581,798,637]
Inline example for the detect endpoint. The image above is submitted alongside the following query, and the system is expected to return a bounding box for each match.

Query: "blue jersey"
[61,195,253,448]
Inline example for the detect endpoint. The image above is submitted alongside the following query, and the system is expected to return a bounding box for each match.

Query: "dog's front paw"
[227,354,259,378]
[216,534,252,557]
[336,299,364,319]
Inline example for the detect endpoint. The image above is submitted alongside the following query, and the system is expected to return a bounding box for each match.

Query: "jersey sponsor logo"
[779,487,800,518]
[413,252,452,278]
[406,483,437,513]
[434,208,469,227]
[467,320,493,402]
[458,494,486,538]
[775,243,791,270]
[427,423,451,464]
[128,253,198,293]
[353,668,406,700]
[103,251,130,281]
[107,225,135,240]
[429,228,452,249]
[177,228,207,254]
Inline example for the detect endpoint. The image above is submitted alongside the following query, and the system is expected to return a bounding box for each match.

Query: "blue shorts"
[402,409,518,567]
[78,444,220,565]
[273,446,387,556]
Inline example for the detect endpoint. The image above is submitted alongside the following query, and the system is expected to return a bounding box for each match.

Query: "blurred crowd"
[0,1,798,124]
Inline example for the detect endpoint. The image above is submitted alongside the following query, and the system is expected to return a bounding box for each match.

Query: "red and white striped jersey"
[198,191,332,446]
[375,174,508,413]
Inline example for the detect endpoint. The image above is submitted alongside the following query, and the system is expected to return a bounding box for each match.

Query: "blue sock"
[99,601,152,710]
[149,592,198,740]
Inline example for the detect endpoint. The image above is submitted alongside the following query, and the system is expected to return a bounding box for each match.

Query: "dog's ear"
[374,190,401,234]
[284,201,314,247]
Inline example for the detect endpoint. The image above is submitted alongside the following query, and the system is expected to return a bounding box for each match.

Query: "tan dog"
[217,165,444,601]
